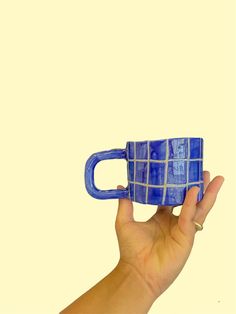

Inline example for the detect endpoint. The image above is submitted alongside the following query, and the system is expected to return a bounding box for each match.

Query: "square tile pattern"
[126,138,204,205]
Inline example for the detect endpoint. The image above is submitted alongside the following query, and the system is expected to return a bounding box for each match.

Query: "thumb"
[116,185,134,227]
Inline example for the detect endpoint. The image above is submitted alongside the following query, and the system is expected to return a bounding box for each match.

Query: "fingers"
[203,170,210,192]
[194,176,225,225]
[178,186,200,235]
[156,170,209,217]
[116,185,134,227]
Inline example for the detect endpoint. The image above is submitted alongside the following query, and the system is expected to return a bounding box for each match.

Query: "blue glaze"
[150,140,166,160]
[167,161,187,184]
[84,149,129,200]
[84,137,204,206]
[149,162,165,185]
[136,141,148,159]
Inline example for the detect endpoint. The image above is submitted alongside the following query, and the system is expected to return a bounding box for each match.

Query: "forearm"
[60,260,157,314]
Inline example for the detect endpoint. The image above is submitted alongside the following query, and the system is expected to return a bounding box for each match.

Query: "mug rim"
[126,137,203,143]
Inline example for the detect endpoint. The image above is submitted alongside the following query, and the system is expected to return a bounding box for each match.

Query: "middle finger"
[194,175,224,224]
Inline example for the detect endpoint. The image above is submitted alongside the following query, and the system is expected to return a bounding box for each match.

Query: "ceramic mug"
[84,137,204,206]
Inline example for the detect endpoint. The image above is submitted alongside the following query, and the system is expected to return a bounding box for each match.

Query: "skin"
[115,171,224,298]
[60,171,224,314]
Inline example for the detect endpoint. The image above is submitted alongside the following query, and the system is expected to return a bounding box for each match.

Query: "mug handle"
[84,148,129,199]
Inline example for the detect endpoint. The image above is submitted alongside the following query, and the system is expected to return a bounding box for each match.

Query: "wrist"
[110,259,157,313]
[60,259,158,314]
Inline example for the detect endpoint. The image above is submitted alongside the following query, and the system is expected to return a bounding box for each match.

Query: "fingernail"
[117,185,125,189]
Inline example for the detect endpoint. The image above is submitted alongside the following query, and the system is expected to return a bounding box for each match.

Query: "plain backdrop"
[0,1,235,313]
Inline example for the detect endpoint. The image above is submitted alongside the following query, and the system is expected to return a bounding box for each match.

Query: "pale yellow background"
[0,1,235,313]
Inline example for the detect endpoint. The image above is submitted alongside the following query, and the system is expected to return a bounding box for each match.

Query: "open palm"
[115,171,224,299]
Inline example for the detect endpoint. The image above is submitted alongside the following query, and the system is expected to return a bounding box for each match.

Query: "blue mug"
[84,137,204,206]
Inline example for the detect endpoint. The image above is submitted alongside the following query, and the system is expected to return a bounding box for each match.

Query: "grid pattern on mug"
[127,138,203,204]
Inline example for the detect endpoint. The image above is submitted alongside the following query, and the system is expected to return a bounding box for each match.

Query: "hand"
[115,171,224,299]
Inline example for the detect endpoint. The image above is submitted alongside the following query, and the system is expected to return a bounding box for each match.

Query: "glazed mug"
[84,137,204,206]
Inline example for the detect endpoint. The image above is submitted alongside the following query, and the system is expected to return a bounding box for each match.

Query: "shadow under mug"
[84,137,204,206]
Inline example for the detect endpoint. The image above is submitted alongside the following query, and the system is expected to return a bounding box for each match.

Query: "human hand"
[115,171,224,299]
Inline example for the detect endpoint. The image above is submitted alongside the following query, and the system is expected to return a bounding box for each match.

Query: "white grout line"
[145,141,150,203]
[128,158,202,162]
[127,160,131,199]
[186,138,190,192]
[162,139,169,204]
[128,180,203,188]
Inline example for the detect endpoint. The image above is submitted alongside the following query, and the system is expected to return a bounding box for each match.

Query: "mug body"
[126,137,204,206]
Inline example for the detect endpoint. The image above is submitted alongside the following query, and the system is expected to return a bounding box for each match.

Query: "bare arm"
[60,260,156,314]
[60,172,224,314]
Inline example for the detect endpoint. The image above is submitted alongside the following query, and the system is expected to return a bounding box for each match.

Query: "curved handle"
[84,148,129,199]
